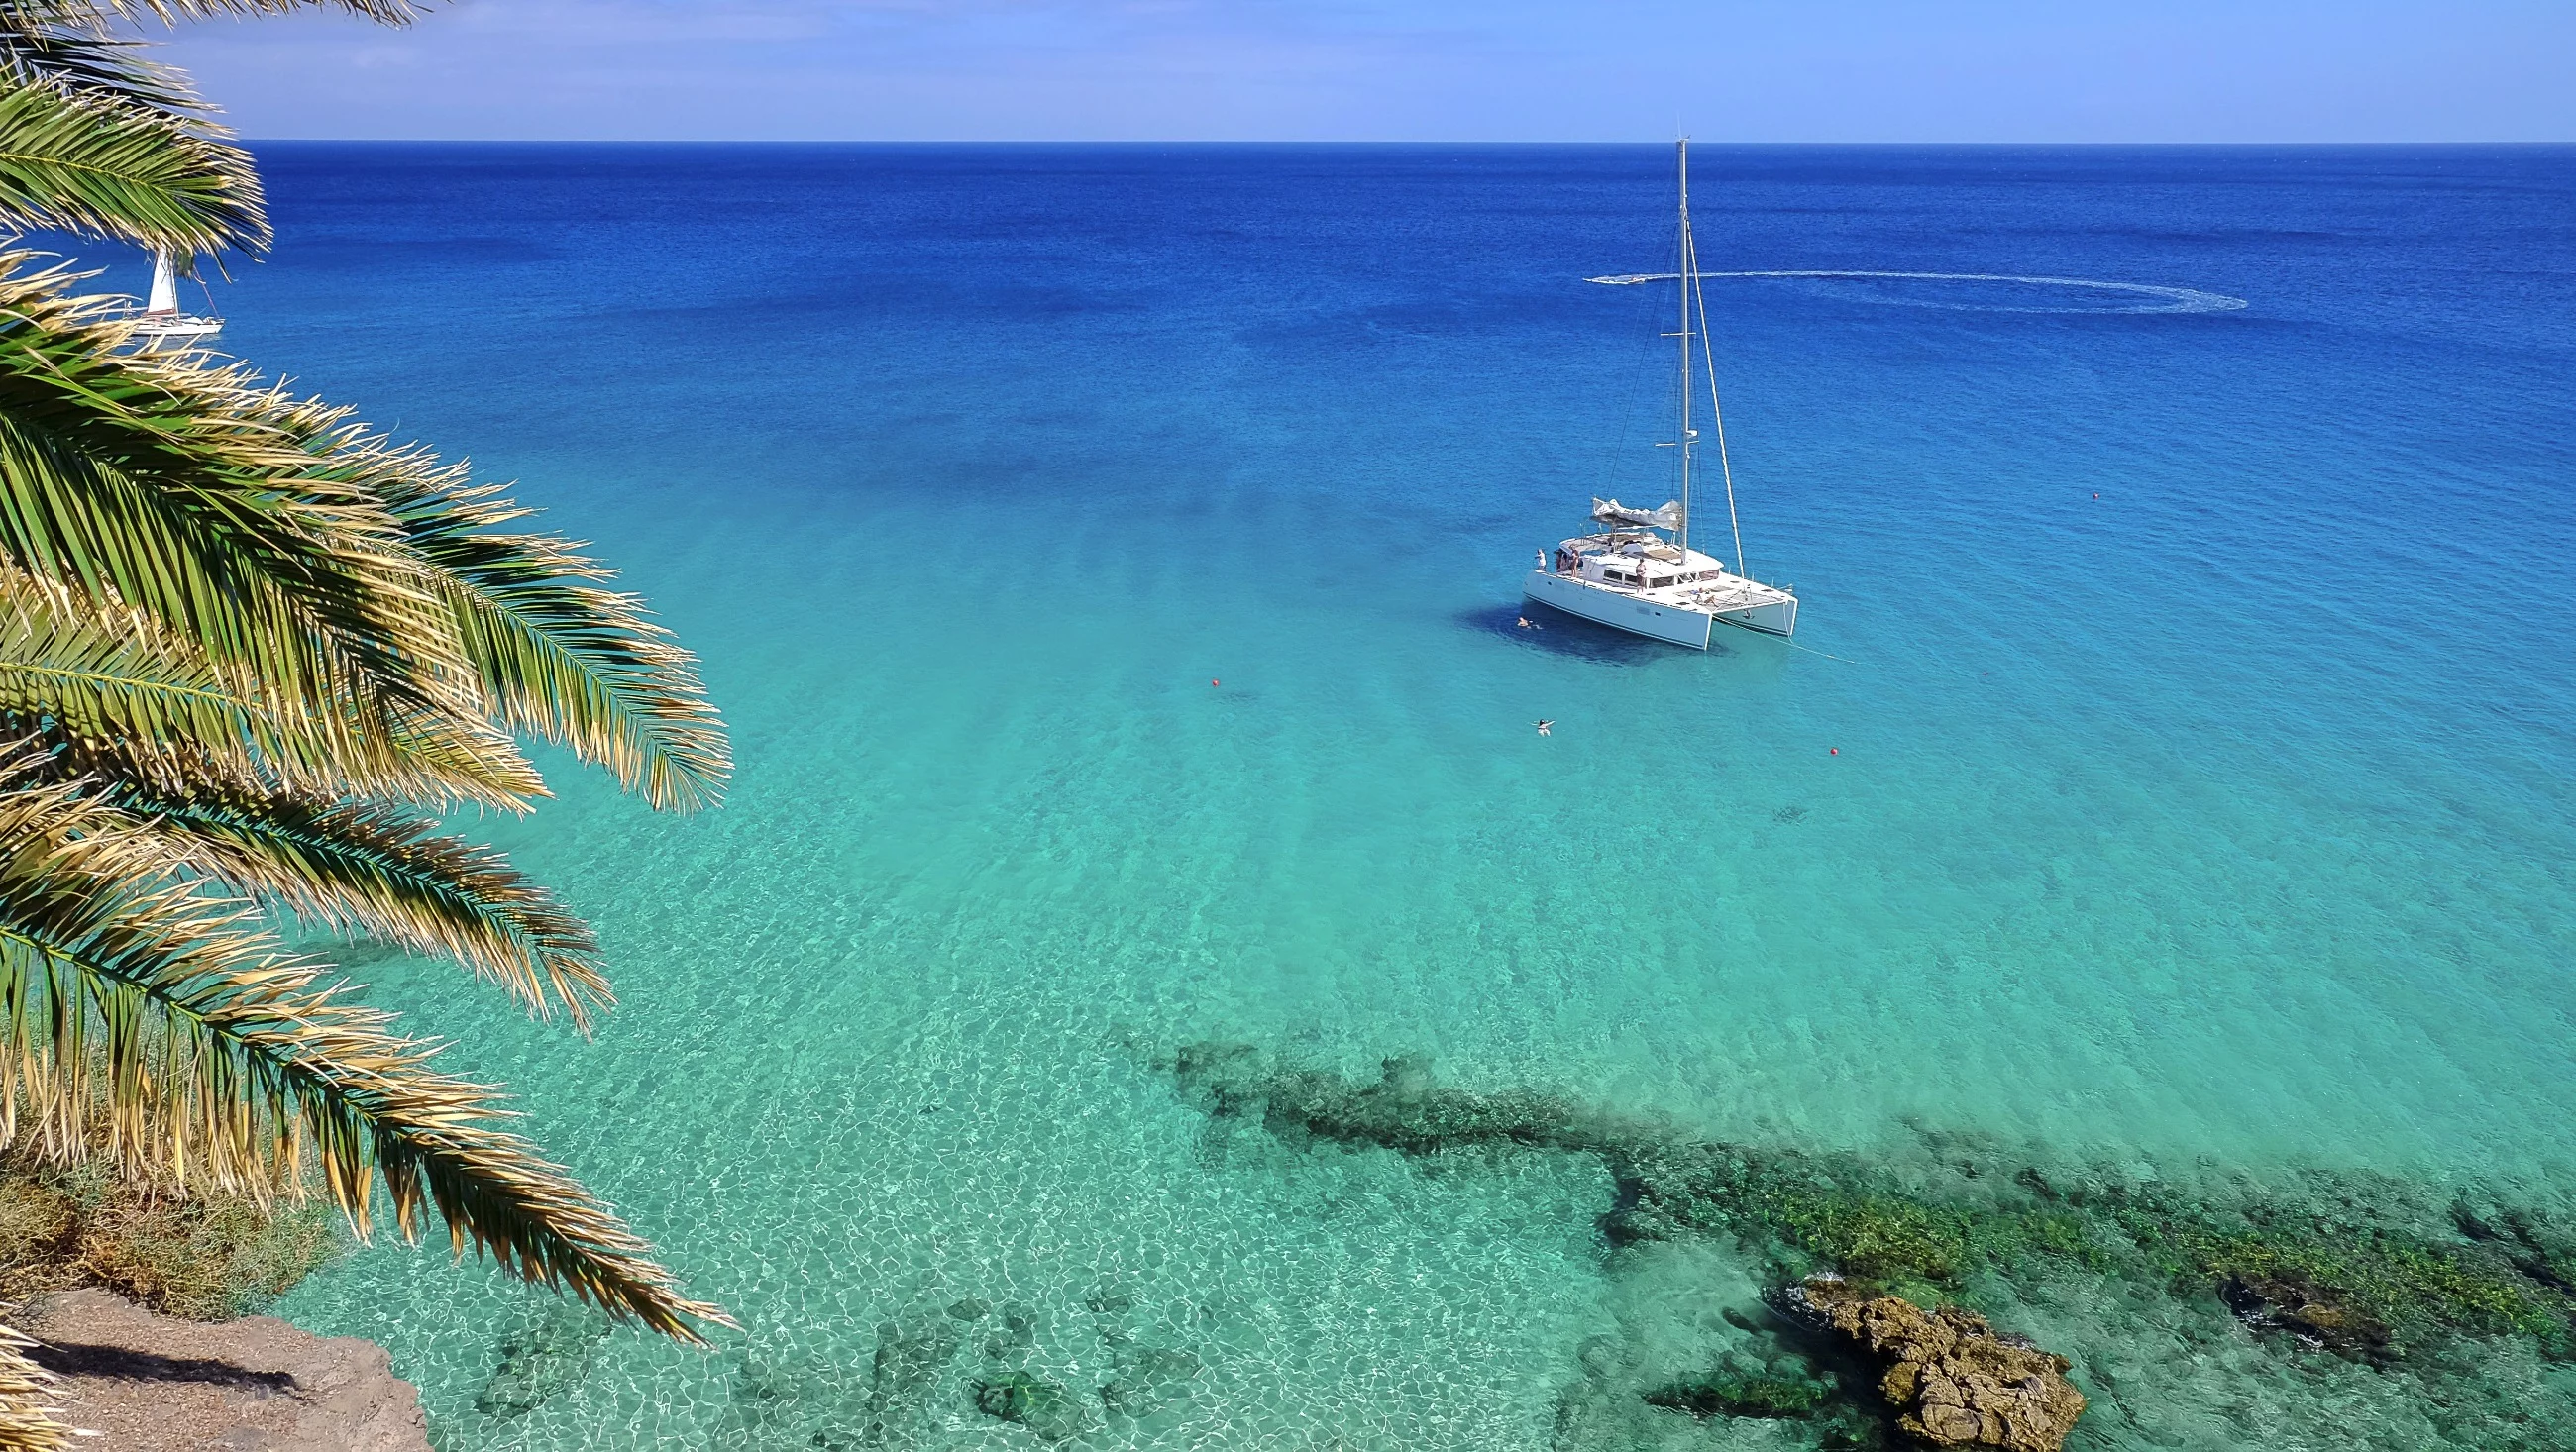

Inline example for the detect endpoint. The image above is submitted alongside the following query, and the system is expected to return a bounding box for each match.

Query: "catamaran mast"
[1677,141,1752,580]
[1674,140,1693,558]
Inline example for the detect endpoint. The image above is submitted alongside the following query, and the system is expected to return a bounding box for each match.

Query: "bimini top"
[1590,497,1680,530]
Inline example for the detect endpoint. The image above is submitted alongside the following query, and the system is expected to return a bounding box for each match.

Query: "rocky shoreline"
[9,1290,428,1452]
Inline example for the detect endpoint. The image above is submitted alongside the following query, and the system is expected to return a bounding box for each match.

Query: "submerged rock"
[1643,1370,1830,1418]
[1786,1277,2085,1452]
[976,1371,1090,1442]
[474,1300,609,1419]
[982,1303,1038,1360]
[858,1315,963,1448]
[1175,1043,1597,1157]
[2220,1271,2394,1361]
[1184,1046,2576,1347]
[1101,1345,1202,1418]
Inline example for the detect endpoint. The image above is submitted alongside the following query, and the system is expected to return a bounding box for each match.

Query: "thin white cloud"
[154,0,2576,142]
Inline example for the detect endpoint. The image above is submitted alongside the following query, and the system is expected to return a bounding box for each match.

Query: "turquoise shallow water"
[136,144,2576,1446]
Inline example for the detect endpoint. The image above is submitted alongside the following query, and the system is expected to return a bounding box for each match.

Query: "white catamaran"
[1523,140,1797,645]
[127,249,222,353]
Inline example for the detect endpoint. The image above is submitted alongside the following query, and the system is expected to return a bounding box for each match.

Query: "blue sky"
[161,0,2575,142]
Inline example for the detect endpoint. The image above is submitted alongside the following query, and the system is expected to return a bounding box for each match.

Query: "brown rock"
[10,1288,428,1451]
[1788,1277,2085,1452]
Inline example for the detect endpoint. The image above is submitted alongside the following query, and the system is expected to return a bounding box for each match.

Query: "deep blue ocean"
[107,144,2576,1448]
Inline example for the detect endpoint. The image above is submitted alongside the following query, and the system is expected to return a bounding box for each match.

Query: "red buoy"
[1212,679,1220,687]
[1830,748,1839,755]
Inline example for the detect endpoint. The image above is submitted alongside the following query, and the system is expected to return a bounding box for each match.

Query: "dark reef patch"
[1643,1367,1831,1418]
[1168,1042,2576,1449]
[1168,1043,2576,1363]
[474,1300,610,1420]
[974,1371,1090,1442]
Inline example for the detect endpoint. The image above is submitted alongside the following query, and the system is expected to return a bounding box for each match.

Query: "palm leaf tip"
[388,479,731,812]
[0,1328,66,1452]
[0,1325,67,1452]
[114,791,616,1028]
[0,751,725,1344]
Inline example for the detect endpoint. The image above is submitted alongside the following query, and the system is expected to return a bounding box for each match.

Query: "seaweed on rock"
[975,1371,1091,1443]
[1169,1041,2576,1372]
[1643,1368,1832,1417]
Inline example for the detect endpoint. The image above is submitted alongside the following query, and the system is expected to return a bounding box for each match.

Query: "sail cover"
[1591,497,1681,530]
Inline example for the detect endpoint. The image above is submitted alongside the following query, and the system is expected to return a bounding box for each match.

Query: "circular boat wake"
[1584,269,2248,315]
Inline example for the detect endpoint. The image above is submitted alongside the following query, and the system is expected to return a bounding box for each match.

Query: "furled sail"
[1590,497,1681,530]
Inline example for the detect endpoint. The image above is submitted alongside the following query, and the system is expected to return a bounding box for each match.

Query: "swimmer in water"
[1516,616,1535,629]
[1535,720,1553,736]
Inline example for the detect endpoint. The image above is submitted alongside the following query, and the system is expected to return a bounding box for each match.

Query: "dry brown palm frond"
[97,0,421,25]
[0,747,726,1341]
[0,1325,65,1452]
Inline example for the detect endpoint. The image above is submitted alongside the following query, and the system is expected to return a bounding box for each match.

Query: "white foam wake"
[1584,269,2248,315]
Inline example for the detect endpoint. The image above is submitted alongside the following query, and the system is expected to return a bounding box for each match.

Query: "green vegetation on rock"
[0,1155,338,1320]
[976,1371,1090,1442]
[1644,1370,1832,1418]
[1170,1043,2576,1367]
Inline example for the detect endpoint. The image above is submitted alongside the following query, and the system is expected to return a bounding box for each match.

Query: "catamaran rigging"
[1522,140,1798,645]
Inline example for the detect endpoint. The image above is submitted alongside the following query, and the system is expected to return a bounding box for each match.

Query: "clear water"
[137,144,2576,1447]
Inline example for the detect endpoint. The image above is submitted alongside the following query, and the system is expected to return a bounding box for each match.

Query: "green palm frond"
[0,567,416,802]
[0,752,727,1341]
[126,790,612,1027]
[0,263,437,694]
[0,4,200,115]
[0,1327,64,1452]
[0,259,548,807]
[0,72,261,255]
[386,474,731,812]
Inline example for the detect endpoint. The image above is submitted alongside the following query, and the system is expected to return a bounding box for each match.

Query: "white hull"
[1525,570,1711,646]
[1518,142,1808,649]
[128,315,221,353]
[1524,570,1794,646]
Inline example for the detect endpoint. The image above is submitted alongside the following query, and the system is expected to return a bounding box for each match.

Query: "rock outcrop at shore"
[1785,1277,2086,1452]
[11,1288,428,1452]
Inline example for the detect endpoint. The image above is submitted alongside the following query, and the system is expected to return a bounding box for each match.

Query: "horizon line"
[235,137,2576,147]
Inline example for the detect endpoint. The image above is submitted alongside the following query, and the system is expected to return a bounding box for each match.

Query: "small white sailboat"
[127,249,222,353]
[1524,140,1798,645]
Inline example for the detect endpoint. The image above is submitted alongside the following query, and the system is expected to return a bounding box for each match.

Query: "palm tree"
[0,2,733,1441]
